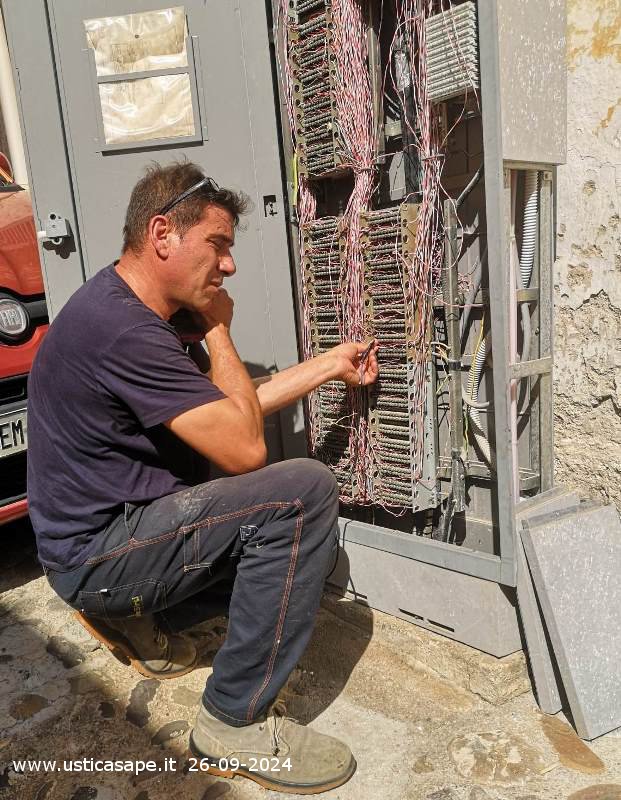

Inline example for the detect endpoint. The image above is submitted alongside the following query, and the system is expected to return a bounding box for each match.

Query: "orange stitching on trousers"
[246,498,304,720]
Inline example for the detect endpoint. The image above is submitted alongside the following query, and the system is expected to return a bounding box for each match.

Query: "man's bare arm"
[253,342,379,417]
[166,291,266,474]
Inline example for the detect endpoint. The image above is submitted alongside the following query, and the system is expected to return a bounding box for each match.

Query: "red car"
[0,153,48,525]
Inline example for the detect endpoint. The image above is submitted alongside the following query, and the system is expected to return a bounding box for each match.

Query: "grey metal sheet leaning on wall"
[521,504,621,740]
[514,487,579,715]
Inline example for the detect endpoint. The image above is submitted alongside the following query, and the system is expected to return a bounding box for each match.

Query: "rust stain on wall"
[567,0,621,69]
[597,96,621,132]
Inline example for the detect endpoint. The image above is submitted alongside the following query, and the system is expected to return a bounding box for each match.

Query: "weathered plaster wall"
[554,0,621,507]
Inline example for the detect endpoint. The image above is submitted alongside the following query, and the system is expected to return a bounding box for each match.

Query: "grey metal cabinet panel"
[497,0,567,165]
[3,0,86,318]
[43,0,295,369]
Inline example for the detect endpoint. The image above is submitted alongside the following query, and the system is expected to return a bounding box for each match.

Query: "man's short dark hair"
[122,161,250,255]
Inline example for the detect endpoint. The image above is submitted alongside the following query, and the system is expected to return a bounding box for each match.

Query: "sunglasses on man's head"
[157,176,220,217]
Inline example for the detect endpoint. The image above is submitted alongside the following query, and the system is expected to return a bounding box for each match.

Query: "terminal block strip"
[288,0,345,178]
[361,205,438,510]
[425,1,479,104]
[301,208,439,510]
[301,216,356,500]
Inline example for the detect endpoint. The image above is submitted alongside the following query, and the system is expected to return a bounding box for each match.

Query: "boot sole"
[188,733,356,794]
[73,611,198,680]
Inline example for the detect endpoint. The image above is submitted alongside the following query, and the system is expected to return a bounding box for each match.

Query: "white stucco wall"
[553,0,621,507]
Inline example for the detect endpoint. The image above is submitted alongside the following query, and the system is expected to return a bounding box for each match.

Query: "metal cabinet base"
[327,537,522,658]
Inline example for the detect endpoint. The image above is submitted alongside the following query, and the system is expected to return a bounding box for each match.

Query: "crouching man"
[27,161,379,793]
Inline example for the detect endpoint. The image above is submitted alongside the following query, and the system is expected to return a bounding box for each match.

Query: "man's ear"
[149,215,173,259]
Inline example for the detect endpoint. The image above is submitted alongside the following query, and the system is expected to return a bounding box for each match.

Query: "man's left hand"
[329,341,380,387]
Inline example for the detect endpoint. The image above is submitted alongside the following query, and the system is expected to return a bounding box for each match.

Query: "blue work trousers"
[47,459,339,726]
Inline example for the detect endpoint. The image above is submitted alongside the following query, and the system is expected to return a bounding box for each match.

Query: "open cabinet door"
[4,0,306,461]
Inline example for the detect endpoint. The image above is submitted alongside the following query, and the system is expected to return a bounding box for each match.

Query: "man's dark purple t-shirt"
[27,265,225,572]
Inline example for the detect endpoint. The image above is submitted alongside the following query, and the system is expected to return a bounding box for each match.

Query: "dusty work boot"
[74,611,198,679]
[189,701,356,794]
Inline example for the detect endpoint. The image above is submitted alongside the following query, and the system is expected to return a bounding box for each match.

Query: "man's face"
[166,203,236,312]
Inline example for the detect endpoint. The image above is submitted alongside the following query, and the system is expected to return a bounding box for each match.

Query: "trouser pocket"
[183,524,214,572]
[76,579,167,622]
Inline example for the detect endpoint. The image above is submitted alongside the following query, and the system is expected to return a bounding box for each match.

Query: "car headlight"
[0,298,29,341]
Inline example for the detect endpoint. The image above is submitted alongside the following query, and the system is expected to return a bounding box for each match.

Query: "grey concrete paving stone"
[521,504,621,740]
[514,487,580,715]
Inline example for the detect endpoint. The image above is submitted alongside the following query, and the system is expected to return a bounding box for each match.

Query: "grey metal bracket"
[442,200,466,513]
[510,356,553,381]
[37,212,71,246]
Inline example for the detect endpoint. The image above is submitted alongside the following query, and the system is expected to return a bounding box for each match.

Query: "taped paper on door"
[84,7,188,76]
[97,74,195,145]
[84,7,195,146]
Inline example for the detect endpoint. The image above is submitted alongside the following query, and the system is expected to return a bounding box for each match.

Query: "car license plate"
[0,408,27,458]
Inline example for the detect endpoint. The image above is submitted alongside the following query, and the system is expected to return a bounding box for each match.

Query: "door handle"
[37,212,71,246]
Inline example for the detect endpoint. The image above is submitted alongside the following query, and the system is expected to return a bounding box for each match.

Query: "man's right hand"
[171,289,235,342]
[201,288,234,332]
